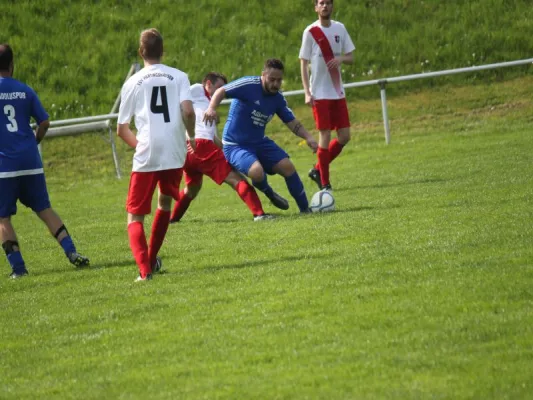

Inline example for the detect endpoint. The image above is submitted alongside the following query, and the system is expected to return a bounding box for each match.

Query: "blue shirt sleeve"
[223,77,257,101]
[276,94,295,124]
[29,88,49,124]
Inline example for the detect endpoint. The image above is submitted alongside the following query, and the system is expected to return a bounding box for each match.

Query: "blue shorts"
[0,173,51,217]
[223,137,289,176]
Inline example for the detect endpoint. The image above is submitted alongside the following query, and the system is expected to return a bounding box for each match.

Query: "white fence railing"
[38,63,141,179]
[41,58,532,177]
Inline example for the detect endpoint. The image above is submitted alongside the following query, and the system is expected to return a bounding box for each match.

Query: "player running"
[203,59,318,214]
[170,72,272,223]
[117,29,195,282]
[0,44,89,279]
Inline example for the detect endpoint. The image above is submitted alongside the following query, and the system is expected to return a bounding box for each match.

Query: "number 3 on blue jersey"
[150,86,170,123]
[3,104,18,132]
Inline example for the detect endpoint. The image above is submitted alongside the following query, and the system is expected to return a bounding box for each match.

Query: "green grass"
[2,0,533,118]
[1,76,532,399]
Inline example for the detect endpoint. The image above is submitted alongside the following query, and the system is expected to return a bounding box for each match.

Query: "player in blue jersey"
[0,44,89,278]
[203,58,318,213]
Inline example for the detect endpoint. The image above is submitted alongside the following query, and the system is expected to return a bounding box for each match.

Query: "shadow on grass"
[174,212,315,224]
[170,218,239,224]
[33,259,134,276]
[356,177,447,190]
[173,253,331,275]
[334,206,375,213]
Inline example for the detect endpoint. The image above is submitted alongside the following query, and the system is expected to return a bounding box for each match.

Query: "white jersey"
[189,83,217,141]
[299,20,355,100]
[118,64,192,172]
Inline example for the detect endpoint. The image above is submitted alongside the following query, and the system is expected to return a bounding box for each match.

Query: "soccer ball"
[309,190,335,213]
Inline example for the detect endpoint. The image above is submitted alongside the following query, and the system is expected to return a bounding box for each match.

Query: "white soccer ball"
[310,190,335,213]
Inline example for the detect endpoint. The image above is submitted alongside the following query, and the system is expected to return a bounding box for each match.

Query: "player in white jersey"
[117,28,196,282]
[300,0,355,191]
[170,72,272,223]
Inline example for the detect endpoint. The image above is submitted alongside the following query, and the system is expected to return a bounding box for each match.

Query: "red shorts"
[312,98,351,131]
[126,168,183,215]
[184,139,232,186]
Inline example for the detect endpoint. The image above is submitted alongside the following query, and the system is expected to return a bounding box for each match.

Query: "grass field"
[1,76,532,399]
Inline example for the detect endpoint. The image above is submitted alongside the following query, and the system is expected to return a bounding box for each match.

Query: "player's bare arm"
[181,100,196,151]
[35,120,50,144]
[300,58,314,107]
[203,87,226,126]
[326,52,354,69]
[286,119,318,153]
[117,123,138,149]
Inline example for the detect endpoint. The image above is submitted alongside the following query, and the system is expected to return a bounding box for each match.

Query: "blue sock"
[60,236,77,256]
[252,175,274,197]
[285,173,309,212]
[7,251,26,274]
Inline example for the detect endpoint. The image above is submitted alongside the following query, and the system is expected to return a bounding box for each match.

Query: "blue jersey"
[222,76,295,145]
[0,77,48,176]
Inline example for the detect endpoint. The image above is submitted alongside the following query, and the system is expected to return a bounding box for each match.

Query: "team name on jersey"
[251,109,273,127]
[0,92,26,100]
[136,72,175,86]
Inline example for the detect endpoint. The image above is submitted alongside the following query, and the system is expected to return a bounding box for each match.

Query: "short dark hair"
[315,0,333,4]
[263,58,284,72]
[139,28,163,60]
[202,72,228,85]
[0,44,13,71]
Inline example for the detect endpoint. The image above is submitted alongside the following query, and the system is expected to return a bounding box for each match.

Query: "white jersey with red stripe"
[299,20,355,100]
[189,83,217,142]
[118,64,192,172]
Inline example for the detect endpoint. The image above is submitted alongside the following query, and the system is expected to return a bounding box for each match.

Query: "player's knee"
[225,172,242,189]
[248,163,265,182]
[127,213,145,224]
[338,128,351,145]
[36,207,53,219]
[320,130,332,140]
[158,194,172,211]
[185,185,201,199]
[274,158,296,177]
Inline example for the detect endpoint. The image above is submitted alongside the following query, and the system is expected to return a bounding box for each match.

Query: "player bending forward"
[203,59,318,214]
[170,72,272,223]
[117,29,196,282]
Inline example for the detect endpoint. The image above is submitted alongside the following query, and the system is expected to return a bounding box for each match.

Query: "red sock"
[329,138,345,163]
[317,147,331,186]
[314,139,345,169]
[148,209,170,268]
[236,180,264,216]
[127,221,151,278]
[170,189,193,222]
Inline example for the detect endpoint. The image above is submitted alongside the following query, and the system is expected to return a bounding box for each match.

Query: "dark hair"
[315,0,333,4]
[0,44,13,71]
[202,72,228,85]
[139,28,163,60]
[263,58,284,72]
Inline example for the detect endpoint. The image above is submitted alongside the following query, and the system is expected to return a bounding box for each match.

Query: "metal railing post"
[379,80,391,145]
[106,62,140,179]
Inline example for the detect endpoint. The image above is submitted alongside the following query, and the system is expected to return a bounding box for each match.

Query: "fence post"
[379,80,391,145]
[106,62,141,179]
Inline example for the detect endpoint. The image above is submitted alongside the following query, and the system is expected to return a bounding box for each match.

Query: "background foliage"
[2,0,532,119]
